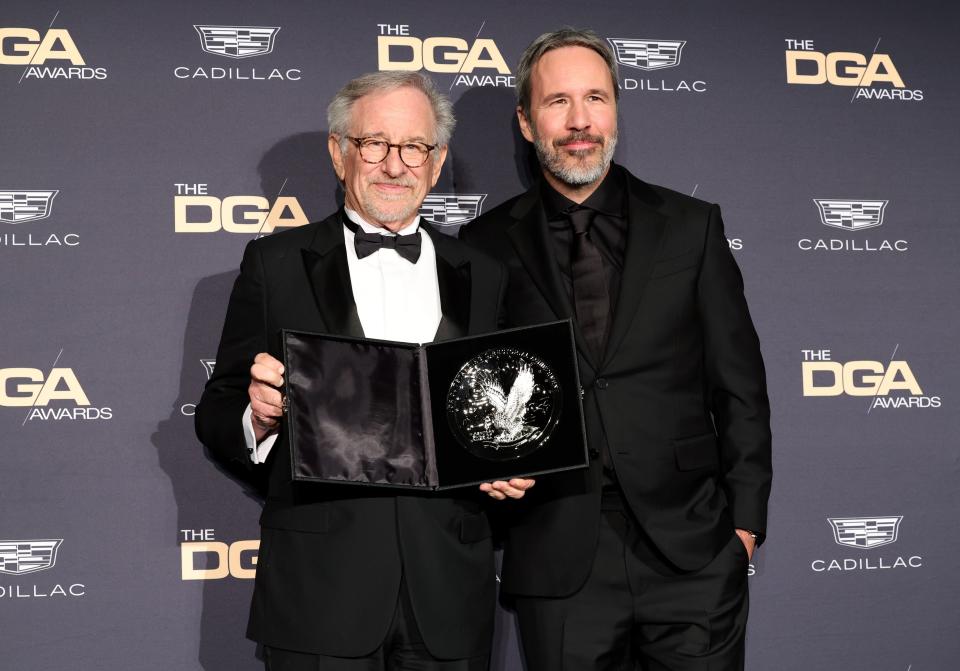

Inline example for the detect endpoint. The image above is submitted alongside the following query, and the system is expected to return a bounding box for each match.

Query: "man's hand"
[479,478,535,500]
[249,352,285,443]
[735,528,757,561]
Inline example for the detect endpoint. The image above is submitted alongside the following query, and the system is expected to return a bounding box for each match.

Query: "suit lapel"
[301,211,365,338]
[424,225,470,340]
[603,176,669,364]
[506,187,572,321]
[506,186,601,369]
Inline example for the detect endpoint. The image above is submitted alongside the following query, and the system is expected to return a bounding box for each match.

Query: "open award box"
[281,320,588,490]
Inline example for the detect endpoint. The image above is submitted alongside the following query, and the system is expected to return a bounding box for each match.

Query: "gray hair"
[327,71,455,152]
[516,28,620,119]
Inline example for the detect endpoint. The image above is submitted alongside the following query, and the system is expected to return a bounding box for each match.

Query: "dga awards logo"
[175,24,301,81]
[785,39,923,102]
[0,539,85,599]
[180,358,215,417]
[801,347,941,410]
[799,199,907,253]
[174,183,308,234]
[811,516,922,573]
[377,23,513,88]
[0,18,108,80]
[1,354,113,422]
[0,189,80,248]
[420,193,487,227]
[179,529,258,580]
[608,38,706,94]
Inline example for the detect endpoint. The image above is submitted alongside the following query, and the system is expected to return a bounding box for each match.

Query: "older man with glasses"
[196,70,533,670]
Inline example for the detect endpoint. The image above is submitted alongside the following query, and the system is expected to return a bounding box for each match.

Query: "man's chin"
[552,160,607,187]
[564,157,602,173]
[363,201,419,228]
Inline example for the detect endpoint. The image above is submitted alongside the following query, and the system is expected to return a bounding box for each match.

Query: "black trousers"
[264,578,489,671]
[513,508,749,671]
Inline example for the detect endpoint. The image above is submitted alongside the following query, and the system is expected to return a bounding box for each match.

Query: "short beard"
[533,129,617,187]
[360,177,419,226]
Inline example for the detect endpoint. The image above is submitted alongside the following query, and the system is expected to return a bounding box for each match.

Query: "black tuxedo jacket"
[461,169,771,596]
[195,212,506,657]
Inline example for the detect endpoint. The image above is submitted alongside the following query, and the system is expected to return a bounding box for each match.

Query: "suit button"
[588,448,600,458]
[595,378,609,390]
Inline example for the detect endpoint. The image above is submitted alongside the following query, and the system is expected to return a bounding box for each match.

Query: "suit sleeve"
[195,239,270,469]
[697,205,772,541]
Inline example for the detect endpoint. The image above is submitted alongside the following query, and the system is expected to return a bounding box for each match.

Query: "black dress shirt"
[543,163,629,320]
[542,163,630,492]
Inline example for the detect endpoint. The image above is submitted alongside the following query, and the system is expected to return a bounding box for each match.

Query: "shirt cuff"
[242,403,278,464]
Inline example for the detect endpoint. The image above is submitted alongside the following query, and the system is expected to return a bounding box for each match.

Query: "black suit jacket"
[195,212,506,657]
[461,169,771,596]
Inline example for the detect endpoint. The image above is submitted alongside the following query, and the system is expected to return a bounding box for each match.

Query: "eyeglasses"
[347,136,437,168]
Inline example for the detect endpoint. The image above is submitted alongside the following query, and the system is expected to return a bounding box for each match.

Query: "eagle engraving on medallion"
[446,348,561,460]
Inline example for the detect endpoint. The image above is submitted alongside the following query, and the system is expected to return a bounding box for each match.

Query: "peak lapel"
[301,212,364,338]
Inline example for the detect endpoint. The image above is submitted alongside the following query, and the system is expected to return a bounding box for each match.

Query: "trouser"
[264,577,489,671]
[514,506,750,671]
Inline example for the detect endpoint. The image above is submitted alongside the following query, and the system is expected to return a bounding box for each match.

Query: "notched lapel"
[604,180,669,364]
[507,188,602,369]
[301,216,364,338]
[506,189,572,321]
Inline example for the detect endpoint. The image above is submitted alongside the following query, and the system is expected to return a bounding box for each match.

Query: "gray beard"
[534,132,617,187]
[358,182,420,226]
[360,196,420,226]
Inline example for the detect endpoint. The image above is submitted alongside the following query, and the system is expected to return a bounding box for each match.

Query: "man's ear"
[517,106,535,143]
[430,145,449,187]
[328,134,345,181]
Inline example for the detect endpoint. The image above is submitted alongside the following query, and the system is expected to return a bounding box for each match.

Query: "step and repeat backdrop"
[2,1,958,669]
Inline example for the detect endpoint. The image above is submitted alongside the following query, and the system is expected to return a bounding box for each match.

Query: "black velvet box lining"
[282,321,587,490]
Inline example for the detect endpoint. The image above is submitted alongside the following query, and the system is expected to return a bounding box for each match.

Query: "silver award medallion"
[446,348,562,460]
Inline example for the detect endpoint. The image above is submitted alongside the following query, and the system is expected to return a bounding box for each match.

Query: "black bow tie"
[343,216,422,263]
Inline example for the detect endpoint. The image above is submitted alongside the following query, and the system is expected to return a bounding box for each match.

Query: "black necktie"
[343,217,422,263]
[568,207,610,359]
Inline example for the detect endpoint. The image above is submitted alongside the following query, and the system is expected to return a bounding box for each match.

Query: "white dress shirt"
[243,208,442,463]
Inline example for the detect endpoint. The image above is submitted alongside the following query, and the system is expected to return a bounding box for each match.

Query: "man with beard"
[196,71,532,670]
[463,29,772,670]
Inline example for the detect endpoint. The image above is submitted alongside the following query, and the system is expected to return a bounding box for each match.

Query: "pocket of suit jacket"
[648,248,700,279]
[672,432,719,471]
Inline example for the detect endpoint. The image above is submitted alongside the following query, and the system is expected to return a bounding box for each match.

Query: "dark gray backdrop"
[2,1,958,669]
